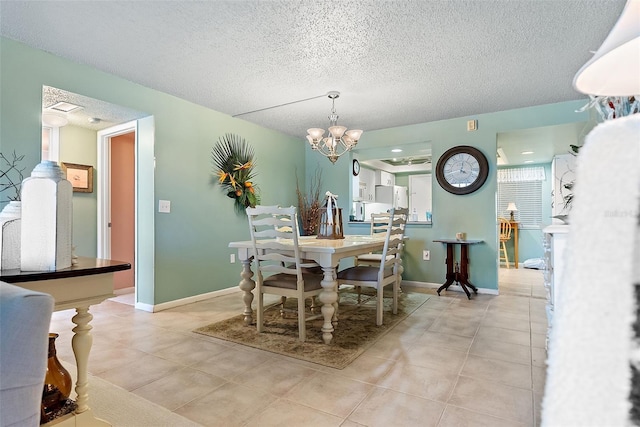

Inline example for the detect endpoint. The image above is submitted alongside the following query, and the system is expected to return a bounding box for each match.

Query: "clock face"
[352,159,360,176]
[435,146,489,195]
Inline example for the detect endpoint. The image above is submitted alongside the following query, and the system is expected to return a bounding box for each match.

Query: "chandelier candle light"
[306,92,363,164]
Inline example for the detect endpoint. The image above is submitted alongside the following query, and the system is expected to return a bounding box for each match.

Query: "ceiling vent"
[47,101,84,113]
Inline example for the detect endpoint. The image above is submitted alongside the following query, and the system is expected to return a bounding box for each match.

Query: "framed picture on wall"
[61,162,93,193]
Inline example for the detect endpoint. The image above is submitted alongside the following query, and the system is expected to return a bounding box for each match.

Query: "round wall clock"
[352,159,361,176]
[435,145,489,195]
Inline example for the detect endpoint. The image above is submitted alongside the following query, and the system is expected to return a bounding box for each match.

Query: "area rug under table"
[193,288,430,369]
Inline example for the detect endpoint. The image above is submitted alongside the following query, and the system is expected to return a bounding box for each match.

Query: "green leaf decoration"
[212,134,260,214]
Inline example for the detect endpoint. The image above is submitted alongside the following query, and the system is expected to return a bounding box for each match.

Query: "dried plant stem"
[296,168,323,236]
[0,151,25,202]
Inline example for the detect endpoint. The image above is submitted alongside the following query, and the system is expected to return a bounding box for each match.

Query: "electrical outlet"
[230,253,236,264]
[422,250,430,261]
[158,200,171,213]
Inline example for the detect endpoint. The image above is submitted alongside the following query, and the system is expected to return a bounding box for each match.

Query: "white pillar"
[21,161,73,271]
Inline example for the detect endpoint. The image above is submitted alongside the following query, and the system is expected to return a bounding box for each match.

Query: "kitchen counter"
[348,221,432,226]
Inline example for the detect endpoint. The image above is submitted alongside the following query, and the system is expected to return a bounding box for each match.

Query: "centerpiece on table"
[211,133,260,214]
[317,191,344,239]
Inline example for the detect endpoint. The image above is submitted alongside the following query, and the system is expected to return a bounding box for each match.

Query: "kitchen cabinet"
[375,170,395,186]
[354,167,375,202]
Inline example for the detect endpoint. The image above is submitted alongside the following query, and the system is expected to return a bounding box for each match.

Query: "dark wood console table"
[1,257,130,426]
[433,239,483,299]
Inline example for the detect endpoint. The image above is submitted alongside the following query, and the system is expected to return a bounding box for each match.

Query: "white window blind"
[497,166,546,183]
[498,166,545,228]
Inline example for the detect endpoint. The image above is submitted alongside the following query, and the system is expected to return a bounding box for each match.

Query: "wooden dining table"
[229,234,388,344]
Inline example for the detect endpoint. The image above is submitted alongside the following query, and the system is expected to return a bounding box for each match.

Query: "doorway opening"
[97,118,155,309]
[98,123,136,303]
[41,86,155,309]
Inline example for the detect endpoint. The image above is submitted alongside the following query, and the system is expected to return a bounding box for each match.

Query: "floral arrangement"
[296,168,322,235]
[211,133,259,213]
[0,151,25,205]
[578,95,639,121]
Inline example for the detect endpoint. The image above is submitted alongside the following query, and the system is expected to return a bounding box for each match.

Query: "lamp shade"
[507,202,518,212]
[573,0,640,96]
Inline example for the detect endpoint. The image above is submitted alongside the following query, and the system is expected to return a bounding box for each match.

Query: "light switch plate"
[158,200,171,213]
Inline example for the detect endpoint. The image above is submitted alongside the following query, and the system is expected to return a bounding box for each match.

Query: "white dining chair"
[246,205,323,342]
[498,217,512,268]
[337,207,408,326]
[355,212,392,267]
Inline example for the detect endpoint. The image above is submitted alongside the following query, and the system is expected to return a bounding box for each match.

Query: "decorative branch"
[0,151,26,203]
[296,167,323,236]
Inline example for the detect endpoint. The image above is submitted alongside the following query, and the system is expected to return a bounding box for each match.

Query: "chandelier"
[306,91,363,164]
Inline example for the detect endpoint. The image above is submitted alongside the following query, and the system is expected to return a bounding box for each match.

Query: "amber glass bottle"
[41,333,72,423]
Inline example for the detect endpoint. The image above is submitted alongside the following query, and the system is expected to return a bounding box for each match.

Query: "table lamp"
[507,202,518,221]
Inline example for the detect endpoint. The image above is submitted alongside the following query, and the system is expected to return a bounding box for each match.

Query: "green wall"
[308,102,590,291]
[59,125,98,257]
[1,37,304,305]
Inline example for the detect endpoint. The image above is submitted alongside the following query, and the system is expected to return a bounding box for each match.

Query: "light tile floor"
[50,267,547,427]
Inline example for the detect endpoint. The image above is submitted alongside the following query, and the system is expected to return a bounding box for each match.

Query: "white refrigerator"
[375,185,408,208]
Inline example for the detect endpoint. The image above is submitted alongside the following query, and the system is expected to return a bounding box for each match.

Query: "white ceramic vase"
[20,161,73,271]
[0,201,21,270]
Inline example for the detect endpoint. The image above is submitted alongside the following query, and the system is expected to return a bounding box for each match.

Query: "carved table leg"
[71,306,93,414]
[239,258,256,325]
[437,244,456,295]
[319,267,338,344]
[460,244,478,298]
[331,268,339,326]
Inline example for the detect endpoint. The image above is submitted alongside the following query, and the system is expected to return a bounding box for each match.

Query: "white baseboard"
[135,286,241,313]
[402,280,499,296]
[132,280,499,313]
[134,302,154,312]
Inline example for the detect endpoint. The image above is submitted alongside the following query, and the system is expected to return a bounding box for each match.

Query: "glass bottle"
[41,333,73,423]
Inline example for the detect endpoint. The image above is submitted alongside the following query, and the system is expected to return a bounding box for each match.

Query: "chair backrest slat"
[499,217,512,240]
[376,208,409,278]
[370,212,391,236]
[246,205,306,281]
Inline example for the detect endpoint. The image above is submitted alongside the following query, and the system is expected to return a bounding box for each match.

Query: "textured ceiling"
[0,1,626,141]
[42,86,147,131]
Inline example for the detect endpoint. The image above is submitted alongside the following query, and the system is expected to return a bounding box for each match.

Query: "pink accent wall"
[111,132,135,290]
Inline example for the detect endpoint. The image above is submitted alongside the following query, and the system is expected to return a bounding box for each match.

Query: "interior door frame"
[97,117,155,309]
[97,121,136,258]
